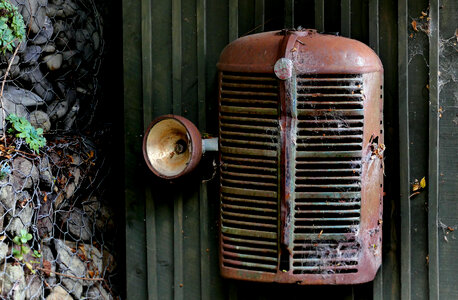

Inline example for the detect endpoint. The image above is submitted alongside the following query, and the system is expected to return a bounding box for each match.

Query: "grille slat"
[220,72,280,273]
[293,74,363,275]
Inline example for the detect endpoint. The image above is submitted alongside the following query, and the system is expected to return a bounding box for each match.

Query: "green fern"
[6,114,46,153]
[0,0,25,53]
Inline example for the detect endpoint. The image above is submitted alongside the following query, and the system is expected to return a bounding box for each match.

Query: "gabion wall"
[0,0,120,299]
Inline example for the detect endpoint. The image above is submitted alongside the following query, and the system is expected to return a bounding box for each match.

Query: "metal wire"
[0,0,118,299]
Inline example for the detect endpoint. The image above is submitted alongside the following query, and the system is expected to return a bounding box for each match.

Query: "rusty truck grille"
[219,72,280,273]
[292,74,364,274]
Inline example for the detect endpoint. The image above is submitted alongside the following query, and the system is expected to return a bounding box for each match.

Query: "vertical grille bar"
[219,72,280,273]
[292,74,364,274]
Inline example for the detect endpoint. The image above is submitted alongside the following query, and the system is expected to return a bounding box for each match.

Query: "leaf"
[22,245,30,254]
[13,236,21,245]
[20,237,27,244]
[20,229,26,236]
[411,20,418,32]
[26,233,32,241]
[420,177,426,188]
[412,181,420,192]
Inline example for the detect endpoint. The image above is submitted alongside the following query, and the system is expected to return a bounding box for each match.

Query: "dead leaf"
[421,11,427,16]
[411,20,418,32]
[412,179,421,192]
[420,177,426,188]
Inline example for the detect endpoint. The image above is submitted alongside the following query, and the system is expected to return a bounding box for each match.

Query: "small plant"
[0,160,10,179]
[0,0,26,53]
[12,229,41,273]
[6,114,46,153]
[12,228,33,261]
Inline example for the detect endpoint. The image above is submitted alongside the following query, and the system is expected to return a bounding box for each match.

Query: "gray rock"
[25,274,43,299]
[87,284,112,300]
[5,55,20,66]
[64,208,92,241]
[29,110,51,133]
[0,264,26,300]
[0,242,8,261]
[38,157,53,186]
[63,100,79,130]
[42,44,56,53]
[46,4,65,18]
[92,32,100,51]
[55,33,69,49]
[83,44,94,60]
[65,182,76,199]
[71,168,81,186]
[46,286,72,300]
[62,0,77,16]
[44,53,63,71]
[75,29,90,52]
[53,20,66,34]
[23,46,42,64]
[47,100,68,120]
[37,195,53,238]
[49,0,63,5]
[17,38,27,53]
[12,157,39,190]
[85,18,95,34]
[54,239,85,298]
[62,50,78,61]
[86,244,103,274]
[3,86,45,107]
[8,202,34,236]
[21,0,48,34]
[32,17,53,45]
[22,67,54,102]
[0,182,15,215]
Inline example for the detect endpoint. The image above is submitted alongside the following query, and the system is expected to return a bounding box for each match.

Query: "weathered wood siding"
[122,0,458,299]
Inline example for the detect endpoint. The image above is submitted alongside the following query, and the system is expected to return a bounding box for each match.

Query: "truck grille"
[219,72,280,273]
[292,74,364,274]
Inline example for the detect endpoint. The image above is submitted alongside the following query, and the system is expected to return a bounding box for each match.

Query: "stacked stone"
[0,1,116,299]
[1,0,102,133]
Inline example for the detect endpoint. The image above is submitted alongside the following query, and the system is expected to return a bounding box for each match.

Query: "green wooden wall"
[122,0,458,299]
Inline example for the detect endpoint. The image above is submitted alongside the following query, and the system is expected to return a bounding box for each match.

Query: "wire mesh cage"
[0,0,119,299]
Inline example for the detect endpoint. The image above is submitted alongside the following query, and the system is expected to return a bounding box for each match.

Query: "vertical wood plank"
[197,0,207,132]
[172,0,183,116]
[398,0,411,299]
[284,0,294,28]
[341,0,351,37]
[314,0,324,32]
[254,0,265,33]
[141,0,158,299]
[373,269,383,300]
[123,0,147,297]
[197,1,209,299]
[368,0,379,54]
[428,0,440,299]
[229,0,238,41]
[172,0,184,299]
[369,1,381,298]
